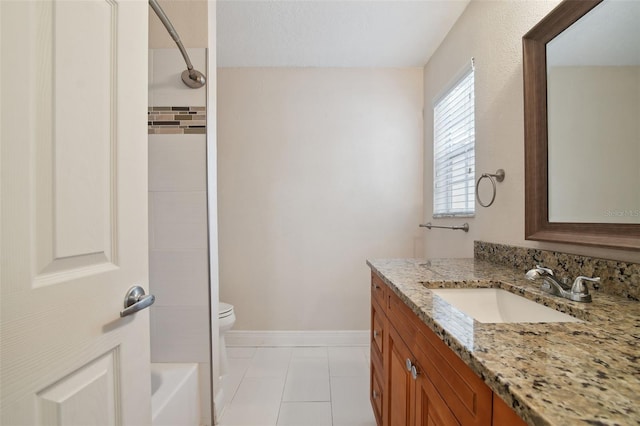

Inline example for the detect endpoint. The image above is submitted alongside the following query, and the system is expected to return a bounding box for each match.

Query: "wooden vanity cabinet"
[370,274,386,425]
[492,394,527,426]
[386,325,412,425]
[370,272,526,426]
[414,361,461,426]
[387,323,460,426]
[410,310,492,425]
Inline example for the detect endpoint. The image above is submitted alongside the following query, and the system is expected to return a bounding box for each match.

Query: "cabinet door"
[414,368,461,426]
[412,316,492,425]
[386,326,414,426]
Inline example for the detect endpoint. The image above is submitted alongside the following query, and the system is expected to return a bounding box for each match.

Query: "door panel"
[52,0,114,261]
[33,0,117,282]
[1,1,150,425]
[37,351,119,425]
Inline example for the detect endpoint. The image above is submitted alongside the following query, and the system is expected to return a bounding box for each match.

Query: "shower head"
[149,0,206,89]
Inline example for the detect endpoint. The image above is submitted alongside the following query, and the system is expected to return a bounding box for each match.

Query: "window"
[433,62,475,217]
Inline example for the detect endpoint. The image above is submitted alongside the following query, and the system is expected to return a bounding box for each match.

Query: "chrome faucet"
[525,265,600,303]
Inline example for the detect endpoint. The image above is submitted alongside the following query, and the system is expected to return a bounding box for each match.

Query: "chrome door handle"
[120,286,155,317]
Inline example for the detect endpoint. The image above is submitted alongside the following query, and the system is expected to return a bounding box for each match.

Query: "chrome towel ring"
[476,169,505,207]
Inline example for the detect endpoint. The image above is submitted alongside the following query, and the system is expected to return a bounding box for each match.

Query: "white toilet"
[218,302,236,377]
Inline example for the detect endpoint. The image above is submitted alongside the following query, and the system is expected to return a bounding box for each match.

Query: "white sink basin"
[430,288,581,323]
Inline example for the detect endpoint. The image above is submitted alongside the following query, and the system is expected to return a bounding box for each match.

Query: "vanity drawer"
[371,273,386,309]
[371,301,385,358]
[386,286,416,349]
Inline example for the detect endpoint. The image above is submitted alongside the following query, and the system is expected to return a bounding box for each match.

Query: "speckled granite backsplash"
[474,241,640,301]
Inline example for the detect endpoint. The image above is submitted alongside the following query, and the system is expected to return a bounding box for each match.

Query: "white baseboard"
[225,330,370,347]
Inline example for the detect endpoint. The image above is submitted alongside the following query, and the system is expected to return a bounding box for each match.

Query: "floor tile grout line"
[228,354,252,404]
[220,345,373,426]
[218,352,253,423]
[328,371,335,426]
[274,348,294,426]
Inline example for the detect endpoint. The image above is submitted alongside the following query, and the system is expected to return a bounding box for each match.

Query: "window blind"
[433,65,475,217]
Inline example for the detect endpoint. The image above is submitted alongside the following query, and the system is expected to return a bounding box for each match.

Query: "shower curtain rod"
[149,0,206,88]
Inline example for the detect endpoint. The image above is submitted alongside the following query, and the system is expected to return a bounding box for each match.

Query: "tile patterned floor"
[218,346,376,426]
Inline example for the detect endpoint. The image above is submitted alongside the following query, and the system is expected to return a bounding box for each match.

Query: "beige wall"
[422,0,640,263]
[149,0,207,48]
[217,68,424,330]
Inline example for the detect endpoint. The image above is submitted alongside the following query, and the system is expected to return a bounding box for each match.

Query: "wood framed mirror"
[523,0,640,251]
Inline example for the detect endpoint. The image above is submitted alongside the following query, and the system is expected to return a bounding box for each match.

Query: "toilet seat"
[219,302,234,319]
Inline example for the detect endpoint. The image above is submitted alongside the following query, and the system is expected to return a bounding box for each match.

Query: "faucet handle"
[571,276,601,295]
[535,265,555,275]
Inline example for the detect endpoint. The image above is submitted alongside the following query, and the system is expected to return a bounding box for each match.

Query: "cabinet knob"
[406,358,413,372]
[411,365,419,380]
[372,390,379,399]
[373,330,380,338]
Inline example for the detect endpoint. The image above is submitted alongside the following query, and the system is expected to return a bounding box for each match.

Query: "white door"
[1,0,151,425]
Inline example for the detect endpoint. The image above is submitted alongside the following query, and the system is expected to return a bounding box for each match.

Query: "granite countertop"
[367,258,640,426]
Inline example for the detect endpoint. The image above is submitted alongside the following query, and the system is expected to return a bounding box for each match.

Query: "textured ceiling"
[217,0,470,68]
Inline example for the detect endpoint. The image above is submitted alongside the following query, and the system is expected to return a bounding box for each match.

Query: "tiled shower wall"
[148,106,206,134]
[148,48,211,425]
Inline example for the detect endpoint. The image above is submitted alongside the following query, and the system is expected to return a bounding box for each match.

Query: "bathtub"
[151,363,200,426]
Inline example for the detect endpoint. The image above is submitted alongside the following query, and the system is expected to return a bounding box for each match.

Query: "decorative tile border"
[474,241,640,300]
[148,106,206,134]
